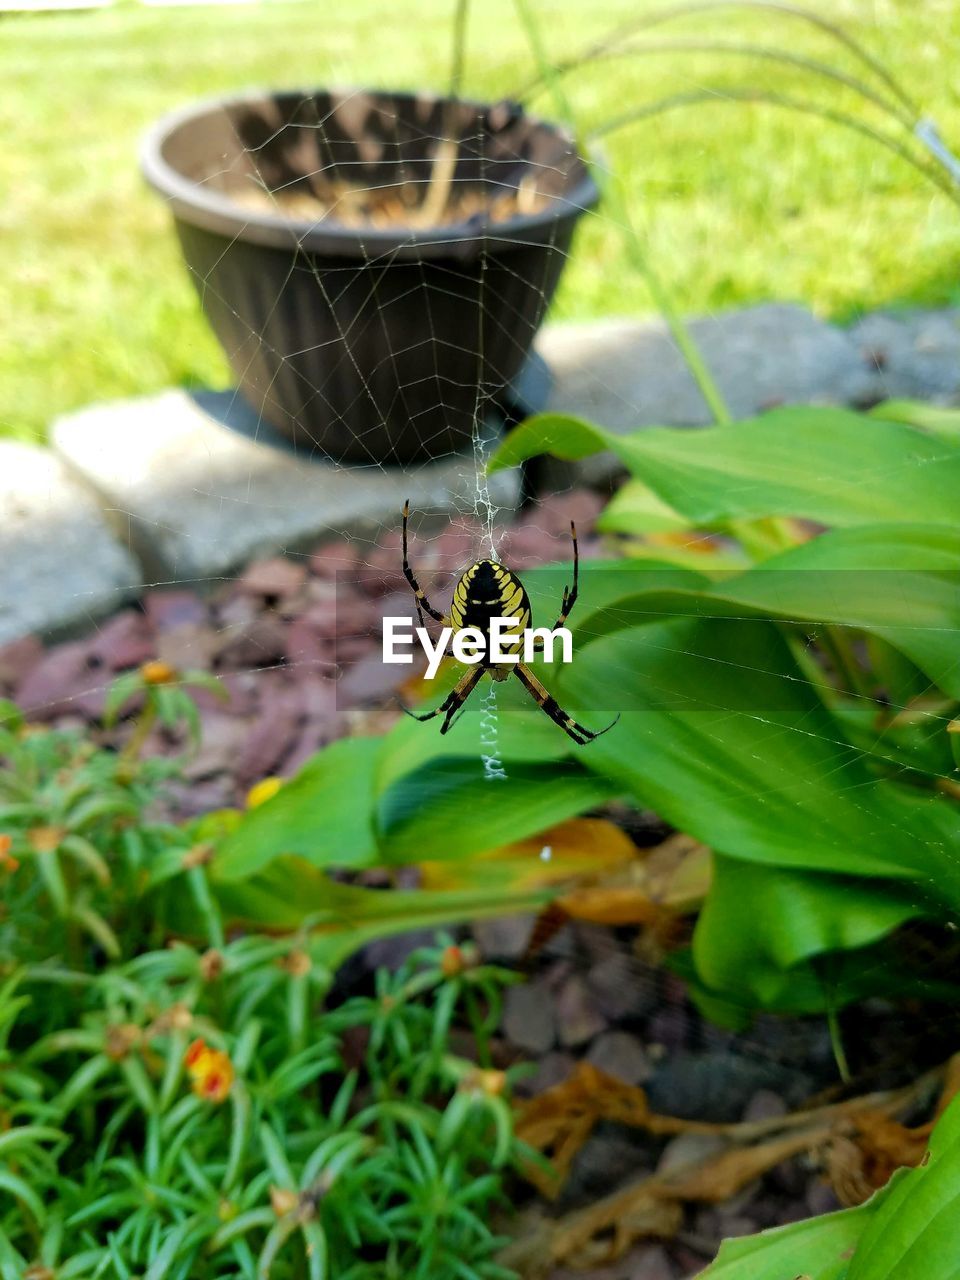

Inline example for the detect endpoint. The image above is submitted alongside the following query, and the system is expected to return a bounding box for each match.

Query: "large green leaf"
[558,614,958,882]
[573,523,960,698]
[692,856,930,1015]
[376,758,617,863]
[701,1195,874,1278]
[212,736,382,882]
[490,407,960,528]
[848,1093,960,1279]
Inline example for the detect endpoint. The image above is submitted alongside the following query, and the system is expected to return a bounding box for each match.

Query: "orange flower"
[183,1038,234,1103]
[140,660,178,686]
[0,835,19,874]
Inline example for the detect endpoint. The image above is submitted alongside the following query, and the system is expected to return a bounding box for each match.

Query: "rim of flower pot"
[141,87,600,261]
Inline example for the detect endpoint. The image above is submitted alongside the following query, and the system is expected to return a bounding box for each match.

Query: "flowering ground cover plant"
[0,683,531,1279]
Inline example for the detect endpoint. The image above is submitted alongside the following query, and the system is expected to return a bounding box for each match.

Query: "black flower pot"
[142,88,598,463]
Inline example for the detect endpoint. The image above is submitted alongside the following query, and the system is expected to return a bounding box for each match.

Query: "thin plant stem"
[416,0,471,227]
[589,87,960,211]
[827,1002,851,1084]
[119,700,157,775]
[512,0,732,425]
[528,37,915,130]
[449,0,470,100]
[518,0,921,121]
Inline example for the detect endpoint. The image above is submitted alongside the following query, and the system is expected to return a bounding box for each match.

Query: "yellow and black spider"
[401,501,619,745]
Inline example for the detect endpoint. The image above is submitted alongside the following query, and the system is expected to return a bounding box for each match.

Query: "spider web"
[6,2,960,1269]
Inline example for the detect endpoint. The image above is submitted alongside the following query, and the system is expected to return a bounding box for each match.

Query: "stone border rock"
[0,304,955,646]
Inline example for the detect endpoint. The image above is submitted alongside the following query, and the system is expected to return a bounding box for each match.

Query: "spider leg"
[514,662,618,746]
[402,499,446,626]
[400,665,484,734]
[532,520,580,651]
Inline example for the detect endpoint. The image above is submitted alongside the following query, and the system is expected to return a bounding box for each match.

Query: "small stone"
[520,488,605,538]
[52,389,519,582]
[713,1214,757,1239]
[89,610,155,671]
[586,1031,651,1085]
[156,622,219,671]
[647,1052,794,1123]
[216,616,289,668]
[502,983,556,1055]
[362,928,437,972]
[561,1126,652,1206]
[555,973,606,1048]
[143,589,208,631]
[472,914,536,960]
[235,705,302,787]
[15,641,105,720]
[625,1244,677,1280]
[806,1176,842,1216]
[515,1050,575,1098]
[646,1007,691,1055]
[284,618,332,675]
[182,713,253,780]
[587,952,657,1022]
[742,1089,788,1124]
[309,539,362,579]
[336,652,411,707]
[0,635,43,691]
[238,557,307,599]
[163,774,237,819]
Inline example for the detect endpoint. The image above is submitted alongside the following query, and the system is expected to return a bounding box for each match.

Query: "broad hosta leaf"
[701,1194,875,1278]
[692,856,930,1016]
[212,736,382,881]
[490,407,960,528]
[847,1093,960,1279]
[558,614,958,883]
[573,523,960,697]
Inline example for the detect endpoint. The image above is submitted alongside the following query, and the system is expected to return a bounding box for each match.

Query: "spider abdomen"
[449,560,531,666]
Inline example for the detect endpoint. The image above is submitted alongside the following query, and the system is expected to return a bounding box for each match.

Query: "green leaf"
[213,858,552,968]
[376,758,617,863]
[701,1195,871,1278]
[491,407,960,528]
[488,413,611,473]
[870,398,960,440]
[703,1095,960,1280]
[595,479,691,535]
[212,737,382,882]
[692,856,930,1016]
[574,523,960,697]
[561,615,956,882]
[848,1093,960,1279]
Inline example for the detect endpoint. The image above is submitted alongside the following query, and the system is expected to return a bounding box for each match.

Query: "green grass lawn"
[3,0,960,442]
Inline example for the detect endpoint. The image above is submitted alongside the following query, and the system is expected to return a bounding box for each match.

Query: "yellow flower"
[246,776,283,809]
[184,1038,234,1103]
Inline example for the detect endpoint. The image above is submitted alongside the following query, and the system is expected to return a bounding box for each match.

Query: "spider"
[400,501,619,745]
